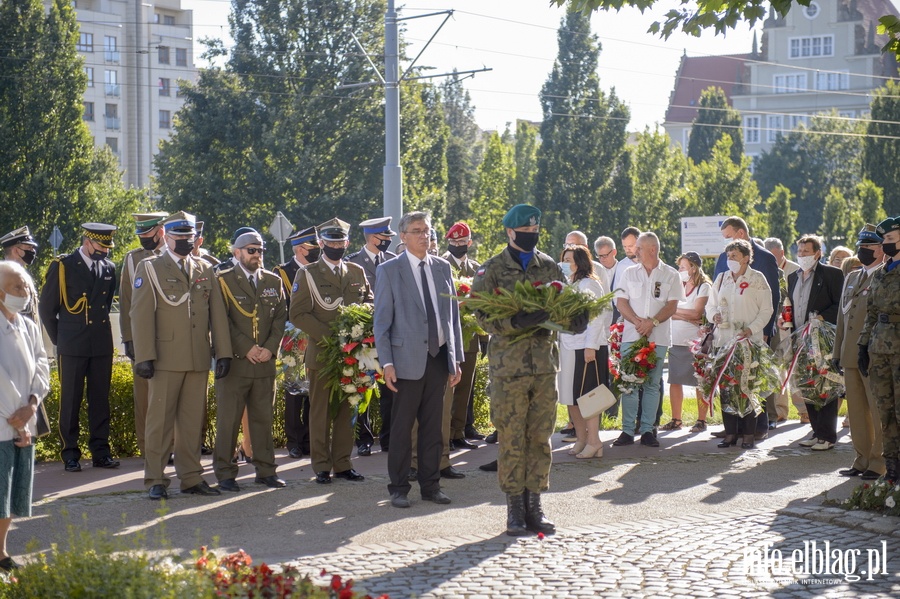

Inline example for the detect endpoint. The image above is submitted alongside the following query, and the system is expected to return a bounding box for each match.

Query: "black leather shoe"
[560,426,576,436]
[612,432,634,446]
[380,444,390,452]
[92,456,120,469]
[421,489,452,504]
[440,466,465,479]
[0,556,20,571]
[485,430,498,444]
[861,470,882,480]
[148,484,167,500]
[315,471,331,484]
[640,432,660,447]
[479,460,498,472]
[64,459,82,472]
[768,422,777,430]
[390,492,410,508]
[218,478,240,492]
[465,427,485,441]
[407,468,418,481]
[451,438,478,450]
[357,444,372,457]
[334,469,364,481]
[288,448,303,459]
[181,481,221,496]
[839,467,864,477]
[200,445,213,456]
[255,475,286,488]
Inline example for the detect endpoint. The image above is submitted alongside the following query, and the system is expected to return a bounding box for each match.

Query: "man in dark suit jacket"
[39,223,120,473]
[374,211,464,508]
[347,217,398,455]
[787,234,845,450]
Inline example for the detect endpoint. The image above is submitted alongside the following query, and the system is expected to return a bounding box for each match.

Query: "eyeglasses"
[405,228,432,237]
[242,247,264,255]
[597,250,614,259]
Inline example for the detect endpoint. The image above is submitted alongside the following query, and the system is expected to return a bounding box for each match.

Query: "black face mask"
[513,231,539,253]
[304,247,320,263]
[90,249,109,262]
[139,235,159,251]
[884,242,900,258]
[323,245,346,261]
[447,244,468,259]
[375,239,392,253]
[172,239,194,257]
[857,247,878,266]
[20,249,36,266]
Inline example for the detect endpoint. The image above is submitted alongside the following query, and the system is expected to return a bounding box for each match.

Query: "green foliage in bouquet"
[843,478,900,517]
[698,337,781,418]
[319,304,383,419]
[788,320,844,409]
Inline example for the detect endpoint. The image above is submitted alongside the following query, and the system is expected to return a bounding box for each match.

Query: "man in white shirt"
[765,237,799,277]
[613,232,685,447]
[592,236,618,293]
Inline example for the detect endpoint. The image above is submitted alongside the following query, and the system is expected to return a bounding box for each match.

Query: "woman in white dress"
[557,245,611,459]
[661,252,711,432]
[705,240,773,449]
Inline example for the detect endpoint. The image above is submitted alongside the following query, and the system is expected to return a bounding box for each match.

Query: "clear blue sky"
[185,0,758,132]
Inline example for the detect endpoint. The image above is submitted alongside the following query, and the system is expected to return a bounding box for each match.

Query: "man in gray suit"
[374,211,464,508]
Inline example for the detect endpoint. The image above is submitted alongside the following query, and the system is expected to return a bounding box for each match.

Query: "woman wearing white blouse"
[705,240,773,449]
[557,246,611,459]
[0,261,50,571]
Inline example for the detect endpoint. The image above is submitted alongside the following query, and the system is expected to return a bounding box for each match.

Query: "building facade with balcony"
[55,0,197,188]
[663,0,900,163]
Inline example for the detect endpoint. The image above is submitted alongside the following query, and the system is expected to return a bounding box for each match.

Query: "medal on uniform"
[325,296,332,303]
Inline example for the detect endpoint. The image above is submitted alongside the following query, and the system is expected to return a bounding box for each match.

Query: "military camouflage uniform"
[471,248,564,494]
[859,260,900,461]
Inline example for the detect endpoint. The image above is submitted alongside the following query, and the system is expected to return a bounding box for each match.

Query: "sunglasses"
[242,247,265,255]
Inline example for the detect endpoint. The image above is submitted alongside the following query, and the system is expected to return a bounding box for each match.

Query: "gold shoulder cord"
[218,276,259,342]
[56,260,89,324]
[276,266,291,295]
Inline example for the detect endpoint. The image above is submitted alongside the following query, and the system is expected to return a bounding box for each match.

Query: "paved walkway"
[17,420,900,597]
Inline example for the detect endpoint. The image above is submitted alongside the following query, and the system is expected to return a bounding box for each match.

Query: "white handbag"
[576,361,616,419]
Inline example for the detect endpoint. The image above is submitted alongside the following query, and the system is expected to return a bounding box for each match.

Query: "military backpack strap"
[218,276,259,342]
[55,258,89,324]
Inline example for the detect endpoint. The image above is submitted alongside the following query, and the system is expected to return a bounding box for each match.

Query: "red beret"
[446,222,471,240]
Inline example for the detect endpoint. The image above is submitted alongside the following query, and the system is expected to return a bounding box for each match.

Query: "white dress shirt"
[705,268,773,346]
[615,261,685,345]
[405,251,445,347]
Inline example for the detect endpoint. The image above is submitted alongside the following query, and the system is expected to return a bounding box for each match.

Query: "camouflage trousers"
[871,353,900,460]
[491,373,558,495]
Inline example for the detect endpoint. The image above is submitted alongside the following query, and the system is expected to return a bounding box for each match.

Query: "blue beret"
[502,204,541,229]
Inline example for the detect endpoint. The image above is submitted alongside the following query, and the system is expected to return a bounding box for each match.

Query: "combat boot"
[523,488,556,535]
[885,459,899,484]
[506,493,528,537]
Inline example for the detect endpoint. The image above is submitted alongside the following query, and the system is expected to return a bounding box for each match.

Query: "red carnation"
[548,281,564,292]
[532,281,543,287]
[331,574,342,590]
[344,356,358,365]
[357,386,367,393]
[458,283,471,294]
[340,377,352,385]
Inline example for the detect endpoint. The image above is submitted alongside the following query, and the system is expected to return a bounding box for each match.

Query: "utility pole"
[342,3,490,228]
[384,0,402,227]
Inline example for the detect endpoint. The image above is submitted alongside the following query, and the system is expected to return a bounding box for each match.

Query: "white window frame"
[773,73,807,93]
[815,71,850,91]
[767,115,784,142]
[744,116,761,144]
[790,114,809,129]
[84,67,93,87]
[789,35,834,59]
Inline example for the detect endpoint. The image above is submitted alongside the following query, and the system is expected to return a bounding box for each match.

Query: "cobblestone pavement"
[17,424,900,597]
[291,509,900,598]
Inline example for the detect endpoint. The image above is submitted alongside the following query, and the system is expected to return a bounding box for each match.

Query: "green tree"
[534,10,629,237]
[440,72,482,229]
[470,132,515,260]
[819,187,849,245]
[864,80,900,217]
[687,87,743,165]
[630,128,689,263]
[765,185,799,248]
[755,111,865,235]
[513,120,539,206]
[0,0,139,272]
[856,178,888,225]
[685,137,765,235]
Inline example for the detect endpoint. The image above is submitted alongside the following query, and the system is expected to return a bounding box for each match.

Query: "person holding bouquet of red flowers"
[613,232,684,448]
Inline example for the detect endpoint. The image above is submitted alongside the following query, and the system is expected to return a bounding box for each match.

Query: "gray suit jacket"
[373,252,463,380]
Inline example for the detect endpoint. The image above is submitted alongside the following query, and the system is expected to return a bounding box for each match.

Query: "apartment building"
[55,0,197,188]
[664,0,900,162]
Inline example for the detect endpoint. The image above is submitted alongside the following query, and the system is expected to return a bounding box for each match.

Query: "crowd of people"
[0,203,898,561]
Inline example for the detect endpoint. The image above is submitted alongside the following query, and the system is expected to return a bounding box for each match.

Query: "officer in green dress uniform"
[39,223,120,473]
[119,212,168,455]
[130,211,233,500]
[859,215,900,482]
[213,229,287,491]
[471,205,587,536]
[274,226,319,459]
[289,218,372,485]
